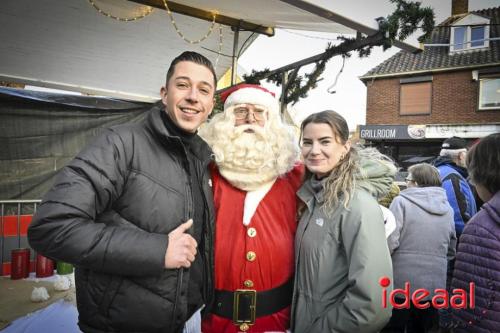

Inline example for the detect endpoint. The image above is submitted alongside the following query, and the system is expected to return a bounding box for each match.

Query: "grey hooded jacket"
[291,157,394,333]
[388,186,456,297]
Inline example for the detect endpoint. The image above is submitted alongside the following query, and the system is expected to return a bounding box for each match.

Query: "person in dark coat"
[450,132,500,333]
[433,136,476,238]
[433,137,478,330]
[27,51,217,333]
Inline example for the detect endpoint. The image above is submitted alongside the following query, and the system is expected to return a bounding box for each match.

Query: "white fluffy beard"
[212,124,280,191]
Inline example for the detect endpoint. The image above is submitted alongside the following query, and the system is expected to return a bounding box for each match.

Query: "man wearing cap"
[433,138,477,331]
[199,83,303,333]
[434,136,477,238]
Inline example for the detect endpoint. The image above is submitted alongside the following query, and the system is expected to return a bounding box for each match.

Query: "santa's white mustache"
[232,124,267,139]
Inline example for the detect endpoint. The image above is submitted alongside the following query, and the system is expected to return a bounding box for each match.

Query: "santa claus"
[199,84,303,333]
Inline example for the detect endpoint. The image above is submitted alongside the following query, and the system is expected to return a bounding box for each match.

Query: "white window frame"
[449,14,490,53]
[451,26,467,51]
[450,25,489,52]
[478,76,500,111]
[470,26,486,48]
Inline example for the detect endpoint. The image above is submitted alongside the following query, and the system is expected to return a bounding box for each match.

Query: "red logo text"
[379,276,475,309]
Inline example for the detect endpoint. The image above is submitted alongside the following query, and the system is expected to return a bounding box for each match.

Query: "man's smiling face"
[160,60,215,133]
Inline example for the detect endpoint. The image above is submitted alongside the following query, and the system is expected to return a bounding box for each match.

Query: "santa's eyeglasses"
[233,107,266,121]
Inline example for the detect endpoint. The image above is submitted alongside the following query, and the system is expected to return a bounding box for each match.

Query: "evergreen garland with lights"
[243,0,435,106]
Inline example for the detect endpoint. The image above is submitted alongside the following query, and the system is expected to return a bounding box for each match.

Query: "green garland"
[243,0,434,106]
[212,93,224,117]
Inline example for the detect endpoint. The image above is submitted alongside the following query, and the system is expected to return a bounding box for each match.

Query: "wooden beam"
[128,0,275,36]
[279,0,376,37]
[280,71,288,114]
[278,0,420,54]
[231,28,240,85]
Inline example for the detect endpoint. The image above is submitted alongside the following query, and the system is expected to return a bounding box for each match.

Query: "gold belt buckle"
[233,289,257,327]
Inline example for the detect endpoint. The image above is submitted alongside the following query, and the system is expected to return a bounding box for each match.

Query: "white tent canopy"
[151,0,358,34]
[0,0,415,101]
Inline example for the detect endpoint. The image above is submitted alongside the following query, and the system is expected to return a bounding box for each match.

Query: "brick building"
[359,0,500,168]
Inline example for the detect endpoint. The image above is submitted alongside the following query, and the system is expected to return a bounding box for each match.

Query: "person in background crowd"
[28,51,217,333]
[450,133,500,333]
[379,181,400,238]
[382,163,456,333]
[358,147,399,238]
[199,83,303,333]
[433,136,477,238]
[291,110,394,333]
[379,182,401,208]
[433,136,477,330]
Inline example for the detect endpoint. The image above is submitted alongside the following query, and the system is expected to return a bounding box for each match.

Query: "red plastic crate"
[1,215,33,236]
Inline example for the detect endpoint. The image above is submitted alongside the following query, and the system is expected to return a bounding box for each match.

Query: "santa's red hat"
[220,83,279,116]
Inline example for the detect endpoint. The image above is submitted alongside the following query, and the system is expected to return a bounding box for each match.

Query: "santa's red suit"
[202,164,303,333]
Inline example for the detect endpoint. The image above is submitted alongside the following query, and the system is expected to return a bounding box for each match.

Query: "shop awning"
[402,156,435,164]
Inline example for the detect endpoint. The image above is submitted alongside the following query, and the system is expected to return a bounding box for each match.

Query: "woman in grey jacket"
[382,163,456,333]
[291,110,394,333]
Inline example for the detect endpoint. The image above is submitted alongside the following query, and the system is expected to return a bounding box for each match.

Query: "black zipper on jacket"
[170,138,193,331]
[200,157,215,314]
[150,107,212,331]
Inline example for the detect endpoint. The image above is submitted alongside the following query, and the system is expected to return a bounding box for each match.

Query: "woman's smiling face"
[301,122,350,178]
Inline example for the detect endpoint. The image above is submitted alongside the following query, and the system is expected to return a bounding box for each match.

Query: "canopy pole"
[231,28,240,85]
[280,71,288,114]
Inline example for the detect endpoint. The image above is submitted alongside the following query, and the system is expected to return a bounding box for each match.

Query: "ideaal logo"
[379,276,475,309]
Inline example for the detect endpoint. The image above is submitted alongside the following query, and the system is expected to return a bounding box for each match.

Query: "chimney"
[452,0,468,16]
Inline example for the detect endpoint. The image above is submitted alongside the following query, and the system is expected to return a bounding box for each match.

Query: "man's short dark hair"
[166,51,217,87]
[466,133,500,194]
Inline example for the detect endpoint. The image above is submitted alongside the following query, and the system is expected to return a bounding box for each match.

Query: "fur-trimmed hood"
[356,148,397,200]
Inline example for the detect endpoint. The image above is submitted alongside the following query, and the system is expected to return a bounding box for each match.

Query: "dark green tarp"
[0,87,152,200]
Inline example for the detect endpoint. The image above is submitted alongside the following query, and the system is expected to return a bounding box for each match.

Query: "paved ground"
[0,273,75,330]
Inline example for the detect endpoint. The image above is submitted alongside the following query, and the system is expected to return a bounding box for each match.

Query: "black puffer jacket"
[28,104,215,333]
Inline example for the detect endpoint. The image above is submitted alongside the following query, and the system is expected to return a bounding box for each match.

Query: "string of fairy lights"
[87,0,153,21]
[214,23,224,70]
[87,0,224,68]
[161,0,218,45]
[159,0,224,68]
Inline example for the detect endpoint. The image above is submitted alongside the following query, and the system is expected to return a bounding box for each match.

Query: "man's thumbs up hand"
[164,219,197,269]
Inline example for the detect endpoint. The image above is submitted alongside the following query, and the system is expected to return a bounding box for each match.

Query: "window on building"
[400,82,432,115]
[471,26,486,47]
[479,77,500,110]
[449,13,490,53]
[453,26,467,50]
[451,25,488,52]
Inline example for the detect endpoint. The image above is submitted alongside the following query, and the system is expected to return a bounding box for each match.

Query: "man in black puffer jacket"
[28,51,217,333]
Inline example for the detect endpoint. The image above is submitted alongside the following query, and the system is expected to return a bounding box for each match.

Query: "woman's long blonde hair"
[300,110,359,214]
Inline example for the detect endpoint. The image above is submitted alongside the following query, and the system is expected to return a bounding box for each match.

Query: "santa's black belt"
[212,278,293,325]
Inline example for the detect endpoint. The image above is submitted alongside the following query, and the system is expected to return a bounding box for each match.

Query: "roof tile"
[361,7,500,78]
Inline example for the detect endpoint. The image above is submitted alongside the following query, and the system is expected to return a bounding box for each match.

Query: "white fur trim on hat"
[224,87,279,116]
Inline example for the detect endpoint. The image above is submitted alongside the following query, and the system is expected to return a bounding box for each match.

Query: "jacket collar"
[434,156,468,178]
[298,176,325,211]
[146,102,213,164]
